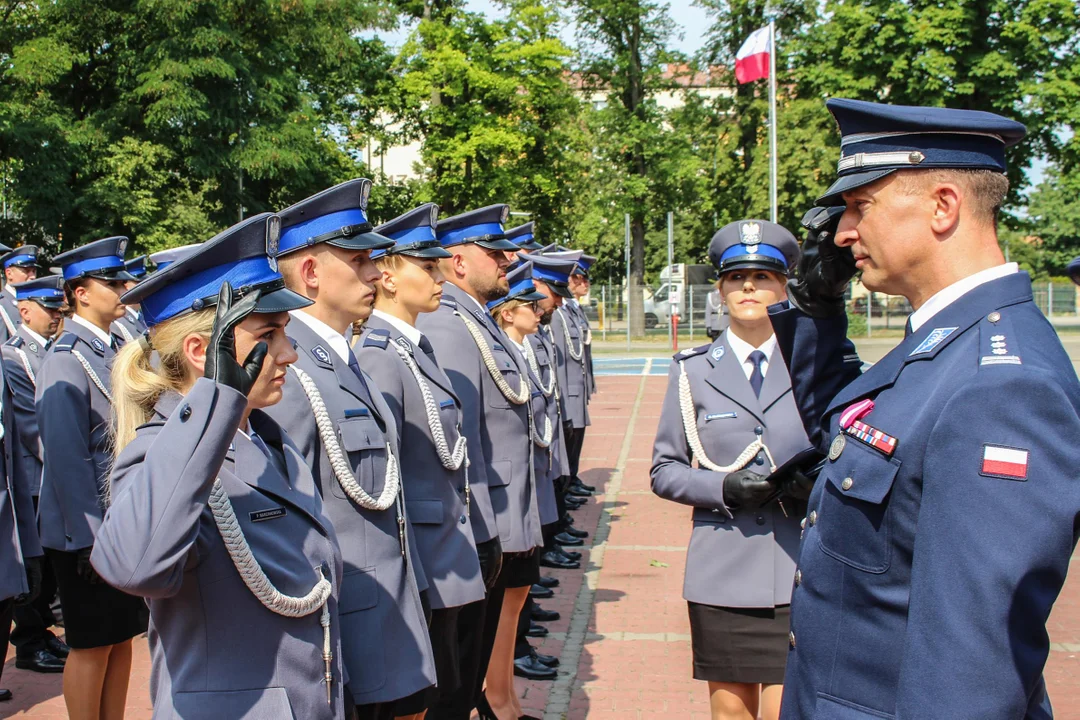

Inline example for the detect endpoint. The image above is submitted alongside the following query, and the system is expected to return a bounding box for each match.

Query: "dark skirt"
[47,548,148,649]
[501,550,540,589]
[687,601,790,685]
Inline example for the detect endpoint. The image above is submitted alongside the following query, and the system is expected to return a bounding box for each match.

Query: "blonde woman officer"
[91,214,348,719]
[651,220,815,720]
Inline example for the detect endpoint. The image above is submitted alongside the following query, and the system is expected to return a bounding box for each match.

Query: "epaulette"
[364,330,390,349]
[440,296,458,310]
[674,343,711,361]
[52,332,77,353]
[4,335,23,348]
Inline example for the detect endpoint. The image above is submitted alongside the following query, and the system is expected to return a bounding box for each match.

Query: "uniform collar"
[69,314,113,347]
[288,309,351,364]
[909,263,1018,333]
[724,328,777,368]
[370,309,422,346]
[20,324,49,348]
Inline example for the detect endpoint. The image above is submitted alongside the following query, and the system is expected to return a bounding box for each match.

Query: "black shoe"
[529,583,554,599]
[565,497,586,508]
[572,478,597,493]
[45,635,70,659]
[526,621,549,638]
[534,650,560,667]
[561,525,589,539]
[0,689,10,702]
[513,654,557,680]
[537,575,560,589]
[567,485,593,498]
[15,649,65,673]
[561,513,577,526]
[540,551,579,569]
[531,605,561,622]
[557,549,582,562]
[554,532,584,547]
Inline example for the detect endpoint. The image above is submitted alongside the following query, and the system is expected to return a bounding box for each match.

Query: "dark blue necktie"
[748,350,767,397]
[347,347,372,396]
[904,317,913,337]
[418,335,436,359]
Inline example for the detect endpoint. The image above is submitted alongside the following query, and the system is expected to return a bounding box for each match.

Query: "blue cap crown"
[371,203,449,259]
[125,255,147,278]
[708,220,798,274]
[13,274,64,304]
[54,236,131,282]
[278,179,392,255]
[1,245,39,269]
[437,205,519,251]
[122,213,311,327]
[820,98,1027,205]
[505,222,542,251]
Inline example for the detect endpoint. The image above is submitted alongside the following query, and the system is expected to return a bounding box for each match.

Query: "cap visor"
[719,260,790,276]
[817,169,896,206]
[476,238,522,252]
[518,241,544,251]
[255,286,314,314]
[88,269,138,282]
[548,283,574,299]
[516,289,547,303]
[400,245,453,259]
[326,231,396,252]
[34,299,66,310]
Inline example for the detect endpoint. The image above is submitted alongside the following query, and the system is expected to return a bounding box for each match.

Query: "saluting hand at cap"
[204,282,267,397]
[787,206,856,317]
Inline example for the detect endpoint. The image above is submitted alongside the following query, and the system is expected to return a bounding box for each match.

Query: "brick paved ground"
[3,373,1080,718]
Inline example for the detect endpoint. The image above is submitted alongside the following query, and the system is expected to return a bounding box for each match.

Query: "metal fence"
[580,281,1080,341]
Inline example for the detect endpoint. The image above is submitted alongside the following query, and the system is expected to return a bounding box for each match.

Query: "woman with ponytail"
[91,215,348,719]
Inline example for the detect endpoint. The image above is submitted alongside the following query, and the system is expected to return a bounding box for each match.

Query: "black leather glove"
[779,468,816,501]
[722,468,776,511]
[204,282,268,397]
[476,536,504,592]
[786,206,856,317]
[76,546,103,585]
[15,556,43,606]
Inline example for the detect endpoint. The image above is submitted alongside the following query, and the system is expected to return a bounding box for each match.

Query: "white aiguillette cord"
[678,360,777,474]
[556,308,583,361]
[521,341,553,448]
[453,310,529,404]
[77,354,336,704]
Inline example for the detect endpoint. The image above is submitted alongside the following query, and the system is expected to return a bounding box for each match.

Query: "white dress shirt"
[370,309,423,346]
[22,325,50,349]
[725,330,777,382]
[289,310,352,364]
[909,263,1018,333]
[69,314,114,347]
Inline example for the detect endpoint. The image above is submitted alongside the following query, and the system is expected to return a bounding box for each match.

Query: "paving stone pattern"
[3,374,1080,718]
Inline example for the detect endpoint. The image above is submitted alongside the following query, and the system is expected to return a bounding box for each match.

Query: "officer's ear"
[929,180,963,237]
[182,332,208,377]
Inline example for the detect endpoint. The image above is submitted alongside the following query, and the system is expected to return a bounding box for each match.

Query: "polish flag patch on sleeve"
[980,445,1029,481]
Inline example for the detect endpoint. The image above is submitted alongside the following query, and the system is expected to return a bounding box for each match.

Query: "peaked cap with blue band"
[277,178,393,256]
[572,252,596,278]
[54,236,136,283]
[125,255,148,278]
[522,250,580,299]
[708,219,798,275]
[487,262,547,311]
[371,203,451,260]
[121,213,312,328]
[505,222,542,252]
[150,244,201,273]
[436,204,520,252]
[0,245,39,269]
[13,275,65,309]
[819,98,1027,205]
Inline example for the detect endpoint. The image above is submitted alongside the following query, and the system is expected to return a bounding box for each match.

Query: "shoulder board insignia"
[440,297,458,309]
[311,345,331,364]
[675,343,712,360]
[364,331,390,349]
[5,336,23,348]
[52,333,76,352]
[91,337,106,353]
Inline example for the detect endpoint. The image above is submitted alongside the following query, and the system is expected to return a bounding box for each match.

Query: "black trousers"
[428,549,506,720]
[565,425,586,481]
[515,595,534,660]
[0,598,13,687]
[10,495,59,656]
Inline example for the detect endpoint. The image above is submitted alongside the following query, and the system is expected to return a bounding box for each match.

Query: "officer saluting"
[94,213,348,719]
[269,179,436,719]
[0,245,40,341]
[651,221,811,720]
[777,100,1080,718]
[3,275,68,674]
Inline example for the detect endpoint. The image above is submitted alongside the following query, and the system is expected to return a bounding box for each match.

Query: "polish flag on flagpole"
[735,26,771,84]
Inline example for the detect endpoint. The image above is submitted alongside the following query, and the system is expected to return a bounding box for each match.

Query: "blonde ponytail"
[109,308,216,457]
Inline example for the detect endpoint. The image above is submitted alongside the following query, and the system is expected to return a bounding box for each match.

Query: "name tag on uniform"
[706,412,737,421]
[250,507,287,522]
[439,399,455,408]
[493,343,504,351]
[344,408,370,418]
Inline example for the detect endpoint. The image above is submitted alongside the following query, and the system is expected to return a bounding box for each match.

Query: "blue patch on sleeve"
[344,408,371,418]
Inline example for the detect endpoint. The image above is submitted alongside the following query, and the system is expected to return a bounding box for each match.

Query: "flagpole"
[768,19,777,224]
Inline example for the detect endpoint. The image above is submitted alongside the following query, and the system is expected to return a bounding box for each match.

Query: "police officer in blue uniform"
[36,236,147,720]
[269,180,436,720]
[111,255,149,343]
[3,275,68,674]
[505,222,543,253]
[652,221,810,720]
[0,245,40,341]
[775,99,1080,719]
[94,213,349,720]
[358,202,488,718]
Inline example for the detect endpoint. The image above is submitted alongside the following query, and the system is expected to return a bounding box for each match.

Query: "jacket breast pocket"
[407,499,444,526]
[339,566,378,614]
[173,687,294,719]
[815,693,894,719]
[335,416,387,500]
[486,349,520,409]
[815,438,899,574]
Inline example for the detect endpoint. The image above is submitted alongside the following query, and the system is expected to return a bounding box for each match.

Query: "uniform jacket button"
[789,630,796,648]
[808,510,817,526]
[794,569,802,586]
[755,425,764,434]
[755,515,766,526]
[179,405,192,421]
[460,515,467,524]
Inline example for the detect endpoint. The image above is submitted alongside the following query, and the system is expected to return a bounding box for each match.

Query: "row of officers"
[0,181,601,720]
